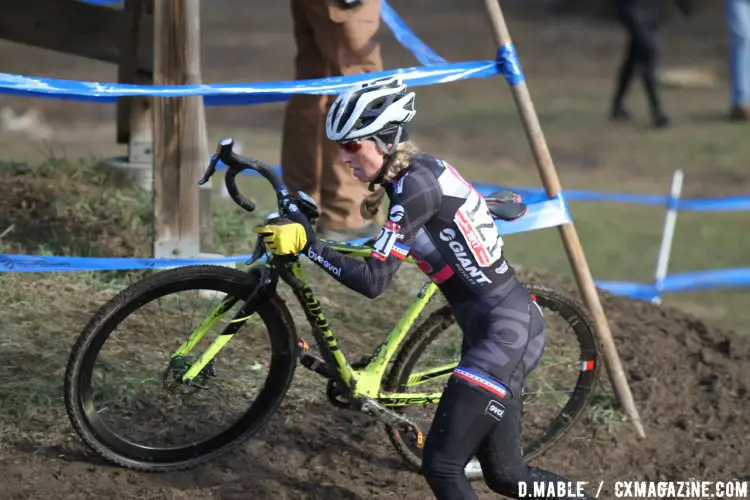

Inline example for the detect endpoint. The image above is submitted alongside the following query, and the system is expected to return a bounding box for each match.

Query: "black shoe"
[652,113,670,128]
[610,106,632,121]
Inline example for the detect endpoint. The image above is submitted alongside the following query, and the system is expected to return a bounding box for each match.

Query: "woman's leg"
[476,398,594,500]
[420,376,495,500]
[421,376,594,500]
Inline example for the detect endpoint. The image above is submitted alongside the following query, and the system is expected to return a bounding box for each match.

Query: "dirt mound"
[0,160,151,258]
[533,282,750,485]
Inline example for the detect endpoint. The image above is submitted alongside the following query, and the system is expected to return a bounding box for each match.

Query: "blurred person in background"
[609,0,692,128]
[725,0,750,121]
[281,0,385,241]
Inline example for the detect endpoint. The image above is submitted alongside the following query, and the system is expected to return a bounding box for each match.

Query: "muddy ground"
[1,1,748,499]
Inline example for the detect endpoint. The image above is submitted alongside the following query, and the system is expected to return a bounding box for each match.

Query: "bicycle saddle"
[484,190,528,221]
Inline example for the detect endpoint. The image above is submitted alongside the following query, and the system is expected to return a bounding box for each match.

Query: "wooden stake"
[152,0,207,258]
[482,0,646,439]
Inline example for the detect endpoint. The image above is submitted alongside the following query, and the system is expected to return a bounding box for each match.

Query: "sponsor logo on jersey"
[485,400,506,421]
[307,247,342,277]
[439,228,455,242]
[439,227,492,285]
[389,204,405,223]
[495,260,509,274]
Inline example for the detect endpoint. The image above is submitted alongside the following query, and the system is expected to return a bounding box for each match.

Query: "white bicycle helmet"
[326,76,416,151]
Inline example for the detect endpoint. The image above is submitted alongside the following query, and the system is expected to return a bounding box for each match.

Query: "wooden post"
[482,0,646,439]
[152,0,208,258]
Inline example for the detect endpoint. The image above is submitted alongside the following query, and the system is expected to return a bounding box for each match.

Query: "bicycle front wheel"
[383,283,600,478]
[64,265,298,472]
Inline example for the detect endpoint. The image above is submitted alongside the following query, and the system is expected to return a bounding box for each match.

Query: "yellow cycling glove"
[253,219,309,255]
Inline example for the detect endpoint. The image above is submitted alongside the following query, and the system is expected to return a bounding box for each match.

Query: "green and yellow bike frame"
[170,240,454,408]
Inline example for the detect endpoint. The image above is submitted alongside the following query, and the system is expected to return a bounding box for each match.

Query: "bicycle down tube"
[172,242,452,405]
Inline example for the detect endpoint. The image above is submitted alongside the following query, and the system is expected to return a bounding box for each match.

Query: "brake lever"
[246,234,268,266]
[273,255,305,290]
[198,153,220,186]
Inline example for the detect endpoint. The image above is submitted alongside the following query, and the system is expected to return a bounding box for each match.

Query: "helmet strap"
[368,126,403,192]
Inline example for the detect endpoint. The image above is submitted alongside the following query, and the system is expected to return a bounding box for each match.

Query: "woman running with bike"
[253,76,593,500]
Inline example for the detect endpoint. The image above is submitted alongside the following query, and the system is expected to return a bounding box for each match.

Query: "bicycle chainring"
[326,378,353,408]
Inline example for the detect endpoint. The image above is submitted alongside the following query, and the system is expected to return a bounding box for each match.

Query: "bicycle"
[63,138,601,477]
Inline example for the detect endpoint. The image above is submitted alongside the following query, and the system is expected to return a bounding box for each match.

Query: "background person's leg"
[612,35,638,120]
[303,0,383,237]
[638,18,669,127]
[726,0,750,120]
[280,0,326,203]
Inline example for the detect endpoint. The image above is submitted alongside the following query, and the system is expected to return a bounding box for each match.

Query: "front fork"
[173,265,277,385]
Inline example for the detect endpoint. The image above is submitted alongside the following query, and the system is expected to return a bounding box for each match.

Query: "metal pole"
[652,170,684,305]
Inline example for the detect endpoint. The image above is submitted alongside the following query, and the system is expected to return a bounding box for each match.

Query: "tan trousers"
[281,0,383,232]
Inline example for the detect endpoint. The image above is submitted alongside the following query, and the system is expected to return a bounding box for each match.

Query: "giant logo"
[439,227,491,285]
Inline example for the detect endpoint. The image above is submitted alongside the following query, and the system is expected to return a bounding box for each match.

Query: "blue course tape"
[0,254,255,273]
[0,61,498,105]
[593,281,660,302]
[594,267,750,300]
[380,0,447,66]
[495,42,525,87]
[470,185,750,211]
[661,267,750,293]
[0,196,570,273]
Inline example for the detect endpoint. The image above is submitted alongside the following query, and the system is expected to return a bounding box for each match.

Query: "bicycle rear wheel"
[64,265,298,472]
[383,283,600,479]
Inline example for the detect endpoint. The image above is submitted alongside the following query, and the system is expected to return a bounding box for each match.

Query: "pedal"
[416,430,424,449]
[300,352,333,378]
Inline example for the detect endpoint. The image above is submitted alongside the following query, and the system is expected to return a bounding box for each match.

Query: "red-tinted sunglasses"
[338,141,363,153]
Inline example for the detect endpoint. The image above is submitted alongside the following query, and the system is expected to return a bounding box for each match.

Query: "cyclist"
[253,76,593,500]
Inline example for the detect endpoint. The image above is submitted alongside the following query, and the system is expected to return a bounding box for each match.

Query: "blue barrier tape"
[468,185,750,211]
[660,267,750,293]
[216,161,750,212]
[380,0,447,66]
[593,281,660,302]
[0,61,498,105]
[495,42,525,87]
[0,196,570,273]
[595,267,750,300]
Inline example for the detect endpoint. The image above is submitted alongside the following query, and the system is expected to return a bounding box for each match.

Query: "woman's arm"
[305,170,442,298]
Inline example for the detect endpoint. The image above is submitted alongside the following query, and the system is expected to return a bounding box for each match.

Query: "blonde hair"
[361,140,421,220]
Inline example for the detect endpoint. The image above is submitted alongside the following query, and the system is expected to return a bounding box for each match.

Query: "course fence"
[1,0,748,305]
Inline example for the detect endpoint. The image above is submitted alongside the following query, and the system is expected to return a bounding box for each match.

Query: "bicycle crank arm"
[359,398,420,433]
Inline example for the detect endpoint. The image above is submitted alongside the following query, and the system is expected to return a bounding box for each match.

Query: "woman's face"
[337,139,387,182]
